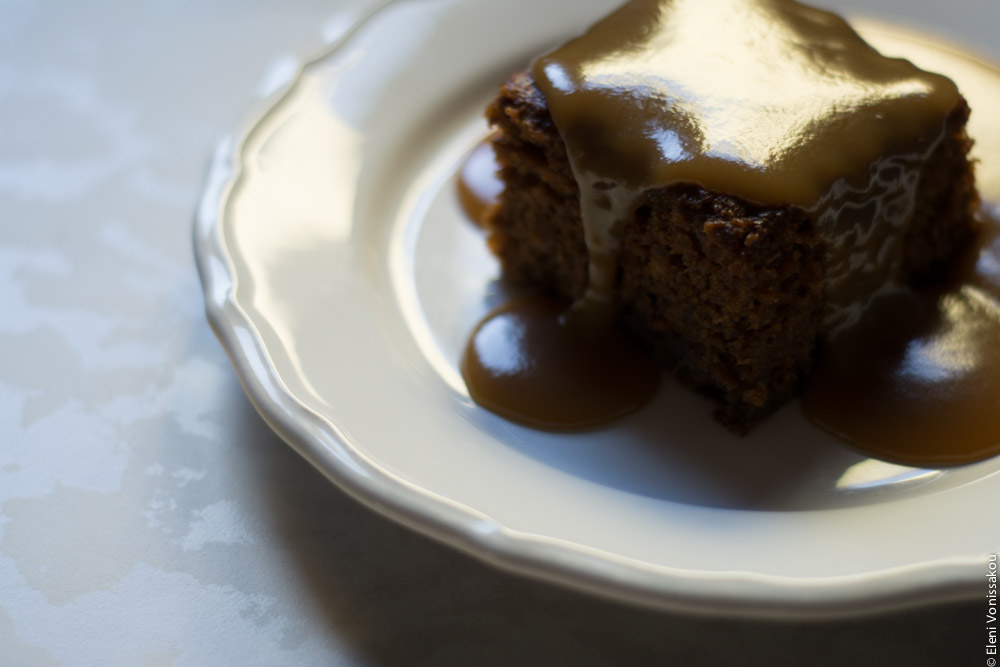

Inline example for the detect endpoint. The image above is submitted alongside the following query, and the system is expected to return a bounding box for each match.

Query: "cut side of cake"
[481,0,978,431]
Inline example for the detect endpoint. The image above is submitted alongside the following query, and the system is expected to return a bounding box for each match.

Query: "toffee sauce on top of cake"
[532,0,961,333]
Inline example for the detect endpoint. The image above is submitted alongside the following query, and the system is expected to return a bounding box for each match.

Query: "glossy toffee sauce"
[459,0,1000,465]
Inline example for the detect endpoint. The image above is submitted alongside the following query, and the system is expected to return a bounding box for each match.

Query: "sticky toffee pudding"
[458,0,999,465]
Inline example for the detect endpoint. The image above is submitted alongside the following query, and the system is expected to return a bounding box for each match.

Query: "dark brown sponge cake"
[483,70,977,430]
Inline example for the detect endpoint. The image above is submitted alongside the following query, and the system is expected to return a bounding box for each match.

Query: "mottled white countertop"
[1,1,995,665]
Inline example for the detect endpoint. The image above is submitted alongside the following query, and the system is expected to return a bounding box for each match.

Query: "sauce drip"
[461,295,660,431]
[457,136,502,226]
[458,138,660,431]
[803,213,1000,466]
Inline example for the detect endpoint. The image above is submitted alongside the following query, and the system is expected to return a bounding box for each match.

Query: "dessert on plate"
[470,0,978,431]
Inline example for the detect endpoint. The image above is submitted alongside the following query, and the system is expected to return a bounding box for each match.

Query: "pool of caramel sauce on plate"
[458,0,1000,465]
[460,294,661,431]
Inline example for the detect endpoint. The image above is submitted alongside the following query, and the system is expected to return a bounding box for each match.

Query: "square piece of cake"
[482,0,977,429]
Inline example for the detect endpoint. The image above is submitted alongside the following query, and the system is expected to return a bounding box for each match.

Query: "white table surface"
[1,1,995,665]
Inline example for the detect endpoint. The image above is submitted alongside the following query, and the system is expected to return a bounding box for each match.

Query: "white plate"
[194,0,1000,618]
